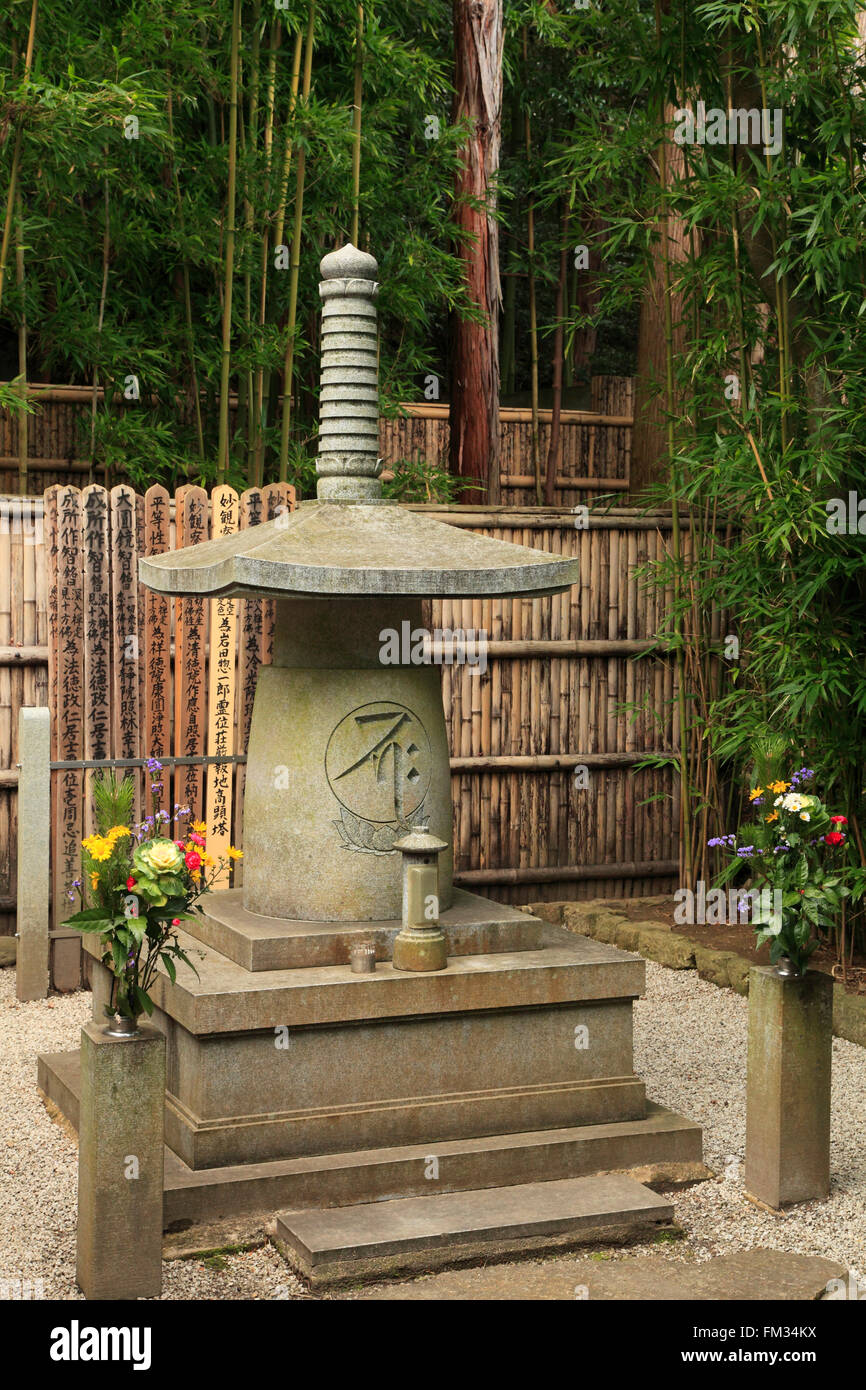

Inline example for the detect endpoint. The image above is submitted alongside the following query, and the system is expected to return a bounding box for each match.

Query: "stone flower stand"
[745,966,833,1209]
[76,1022,165,1300]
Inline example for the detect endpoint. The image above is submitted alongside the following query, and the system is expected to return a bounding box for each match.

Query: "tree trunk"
[544,198,570,505]
[570,207,604,382]
[630,108,688,499]
[449,0,503,504]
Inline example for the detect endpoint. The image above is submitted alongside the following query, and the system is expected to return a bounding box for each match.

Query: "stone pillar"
[77,1022,165,1300]
[16,706,50,1001]
[745,966,832,1209]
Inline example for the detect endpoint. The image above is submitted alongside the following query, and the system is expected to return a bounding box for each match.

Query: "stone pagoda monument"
[40,245,701,1286]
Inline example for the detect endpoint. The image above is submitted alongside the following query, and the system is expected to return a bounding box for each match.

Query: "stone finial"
[317,242,382,502]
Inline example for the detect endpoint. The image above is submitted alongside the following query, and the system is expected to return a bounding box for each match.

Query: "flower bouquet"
[710,767,850,976]
[64,759,242,1029]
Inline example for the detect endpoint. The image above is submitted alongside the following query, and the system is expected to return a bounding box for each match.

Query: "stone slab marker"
[745,966,832,1209]
[16,706,50,1001]
[76,1022,165,1300]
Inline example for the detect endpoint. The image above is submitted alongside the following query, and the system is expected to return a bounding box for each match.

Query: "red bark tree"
[449,0,503,503]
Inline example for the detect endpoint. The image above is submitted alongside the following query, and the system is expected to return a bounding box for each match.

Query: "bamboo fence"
[0,378,634,504]
[0,485,684,986]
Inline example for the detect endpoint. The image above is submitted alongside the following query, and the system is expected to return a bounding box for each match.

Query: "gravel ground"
[0,956,863,1301]
[636,961,865,1287]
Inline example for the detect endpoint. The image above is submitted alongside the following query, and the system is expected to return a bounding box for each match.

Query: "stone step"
[274,1174,676,1286]
[184,886,542,971]
[37,1050,704,1228]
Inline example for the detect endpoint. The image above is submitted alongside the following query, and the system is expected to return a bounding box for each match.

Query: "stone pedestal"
[76,1022,165,1300]
[243,598,454,922]
[745,966,832,1209]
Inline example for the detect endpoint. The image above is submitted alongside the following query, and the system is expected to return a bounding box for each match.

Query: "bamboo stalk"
[166,79,205,463]
[455,861,678,886]
[243,2,262,479]
[279,2,316,482]
[350,5,364,245]
[252,21,285,486]
[522,28,540,505]
[545,196,571,506]
[217,0,243,485]
[15,191,27,496]
[0,0,37,316]
[89,173,111,486]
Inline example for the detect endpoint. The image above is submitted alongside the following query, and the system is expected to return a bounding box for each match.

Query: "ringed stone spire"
[316,243,382,502]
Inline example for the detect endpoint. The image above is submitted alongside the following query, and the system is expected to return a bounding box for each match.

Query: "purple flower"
[147,757,163,773]
[751,797,764,807]
[773,844,790,854]
[737,846,755,857]
[790,767,815,787]
[708,834,737,848]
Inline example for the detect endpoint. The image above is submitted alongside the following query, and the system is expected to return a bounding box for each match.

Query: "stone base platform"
[79,923,655,1168]
[38,905,705,1268]
[37,1047,704,1226]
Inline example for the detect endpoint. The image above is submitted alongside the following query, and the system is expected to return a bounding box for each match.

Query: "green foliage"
[562,0,866,953]
[0,0,479,487]
[91,770,135,836]
[382,451,475,504]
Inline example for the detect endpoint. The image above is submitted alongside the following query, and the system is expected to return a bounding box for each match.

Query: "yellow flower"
[227,846,243,860]
[768,780,789,795]
[106,825,131,842]
[82,835,113,862]
[748,787,764,802]
[191,820,207,837]
[765,811,778,823]
[202,852,214,867]
[89,870,100,890]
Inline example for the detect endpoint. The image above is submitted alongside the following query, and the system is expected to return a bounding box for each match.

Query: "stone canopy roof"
[139,499,579,599]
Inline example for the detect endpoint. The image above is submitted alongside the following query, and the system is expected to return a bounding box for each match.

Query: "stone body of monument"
[40,246,702,1283]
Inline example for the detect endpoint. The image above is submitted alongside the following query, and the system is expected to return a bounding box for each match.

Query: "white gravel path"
[0,956,863,1300]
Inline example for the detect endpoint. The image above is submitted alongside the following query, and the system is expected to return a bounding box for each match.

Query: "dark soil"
[593,895,866,996]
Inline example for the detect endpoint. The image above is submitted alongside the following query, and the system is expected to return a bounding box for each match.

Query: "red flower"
[825,831,845,846]
[185,850,202,872]
[171,918,180,927]
[189,832,205,848]
[126,876,136,890]
[831,815,848,825]
[175,840,185,850]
